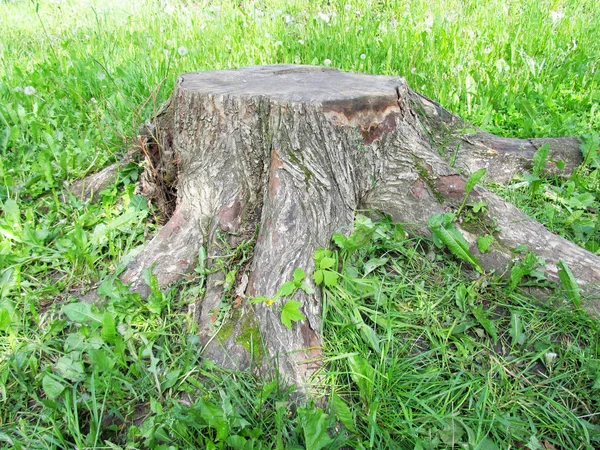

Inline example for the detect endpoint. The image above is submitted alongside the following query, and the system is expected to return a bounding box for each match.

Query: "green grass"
[489,135,600,253]
[321,215,599,449]
[1,0,599,448]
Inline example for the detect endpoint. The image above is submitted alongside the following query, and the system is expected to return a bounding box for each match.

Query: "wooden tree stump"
[120,65,599,389]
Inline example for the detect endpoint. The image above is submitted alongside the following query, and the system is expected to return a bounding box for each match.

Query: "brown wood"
[120,65,599,390]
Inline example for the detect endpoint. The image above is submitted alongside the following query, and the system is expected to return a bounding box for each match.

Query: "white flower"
[424,13,434,29]
[345,4,351,11]
[495,58,509,73]
[178,46,188,56]
[90,97,97,103]
[24,86,36,96]
[284,14,293,23]
[96,72,106,81]
[550,10,565,23]
[445,11,457,23]
[544,352,558,368]
[316,12,330,23]
[298,39,304,45]
[483,46,492,54]
[147,38,154,48]
[14,86,23,93]
[360,53,366,60]
[323,58,332,66]
[166,39,174,47]
[411,67,417,74]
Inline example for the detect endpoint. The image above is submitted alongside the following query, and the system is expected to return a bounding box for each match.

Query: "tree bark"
[120,65,599,389]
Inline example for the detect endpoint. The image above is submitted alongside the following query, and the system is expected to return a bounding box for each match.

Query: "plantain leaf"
[298,407,333,450]
[363,257,388,276]
[509,313,527,346]
[458,168,487,216]
[428,214,482,272]
[62,302,103,324]
[557,260,581,308]
[532,143,550,176]
[465,168,487,196]
[509,252,537,290]
[331,391,357,433]
[101,311,117,344]
[347,354,375,404]
[42,374,65,400]
[472,305,498,344]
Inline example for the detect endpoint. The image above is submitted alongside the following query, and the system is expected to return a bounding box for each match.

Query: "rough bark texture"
[120,65,599,390]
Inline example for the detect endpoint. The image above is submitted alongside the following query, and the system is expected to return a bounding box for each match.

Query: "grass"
[321,215,600,449]
[0,0,599,448]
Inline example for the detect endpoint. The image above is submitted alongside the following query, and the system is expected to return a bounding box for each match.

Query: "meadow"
[0,0,599,448]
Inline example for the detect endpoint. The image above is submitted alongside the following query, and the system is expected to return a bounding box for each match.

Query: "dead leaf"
[235,273,249,297]
[233,296,242,309]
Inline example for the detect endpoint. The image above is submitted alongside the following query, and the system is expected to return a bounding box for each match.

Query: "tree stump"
[121,65,599,389]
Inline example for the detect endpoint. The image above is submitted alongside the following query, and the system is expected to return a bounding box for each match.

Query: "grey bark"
[120,65,599,390]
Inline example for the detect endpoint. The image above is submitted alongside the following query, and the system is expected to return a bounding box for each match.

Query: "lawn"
[0,0,599,448]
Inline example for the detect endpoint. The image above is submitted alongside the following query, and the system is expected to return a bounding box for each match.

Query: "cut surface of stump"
[120,65,599,390]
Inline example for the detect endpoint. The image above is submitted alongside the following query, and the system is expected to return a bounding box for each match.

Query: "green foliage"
[532,143,550,176]
[251,267,311,330]
[471,305,498,344]
[509,313,527,347]
[492,135,599,254]
[330,392,357,434]
[298,407,334,450]
[0,271,343,448]
[557,260,582,309]
[428,212,483,272]
[313,249,340,287]
[476,234,494,253]
[1,0,599,447]
[523,143,550,196]
[457,168,486,216]
[579,134,600,170]
[508,251,546,290]
[280,300,307,330]
[321,216,600,449]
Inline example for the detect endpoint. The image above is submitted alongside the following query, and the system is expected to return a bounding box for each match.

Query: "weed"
[1,0,599,448]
